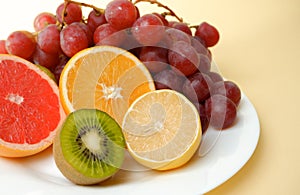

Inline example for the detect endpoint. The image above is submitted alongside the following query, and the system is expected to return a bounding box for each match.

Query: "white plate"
[0,1,260,194]
[0,93,259,194]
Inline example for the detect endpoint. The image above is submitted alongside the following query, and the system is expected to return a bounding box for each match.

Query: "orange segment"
[59,46,155,125]
[122,89,202,170]
[0,54,65,157]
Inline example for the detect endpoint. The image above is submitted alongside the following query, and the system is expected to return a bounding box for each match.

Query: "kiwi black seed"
[53,109,126,185]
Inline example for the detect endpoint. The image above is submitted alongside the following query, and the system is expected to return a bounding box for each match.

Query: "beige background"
[0,0,299,194]
[162,0,300,194]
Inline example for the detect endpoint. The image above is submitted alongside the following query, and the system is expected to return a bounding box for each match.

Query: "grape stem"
[64,0,104,14]
[134,0,183,22]
[189,25,199,29]
[60,0,104,29]
[61,0,69,28]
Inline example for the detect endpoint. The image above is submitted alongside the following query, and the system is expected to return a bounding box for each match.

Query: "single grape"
[119,31,142,51]
[139,46,169,73]
[33,46,59,69]
[171,22,192,36]
[87,10,107,33]
[53,53,69,84]
[0,40,8,54]
[211,80,241,106]
[182,72,213,103]
[153,13,169,26]
[205,94,237,129]
[194,102,209,133]
[6,31,36,60]
[105,0,137,30]
[56,2,82,25]
[135,6,140,19]
[60,23,88,57]
[195,22,220,47]
[73,22,94,47]
[191,36,208,56]
[192,35,206,48]
[168,41,199,76]
[131,13,165,46]
[164,28,191,45]
[93,23,126,47]
[37,24,61,54]
[33,12,57,32]
[197,54,211,73]
[168,21,178,27]
[206,71,223,83]
[153,69,184,92]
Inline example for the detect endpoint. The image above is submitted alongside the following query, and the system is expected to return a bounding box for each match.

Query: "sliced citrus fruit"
[59,45,155,125]
[122,89,202,170]
[0,54,65,157]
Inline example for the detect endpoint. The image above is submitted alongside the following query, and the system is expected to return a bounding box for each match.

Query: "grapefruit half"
[0,54,65,157]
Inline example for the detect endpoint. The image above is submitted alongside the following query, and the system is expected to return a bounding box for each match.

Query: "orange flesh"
[63,48,154,125]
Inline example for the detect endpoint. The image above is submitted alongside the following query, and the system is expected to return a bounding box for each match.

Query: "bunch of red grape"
[0,0,241,131]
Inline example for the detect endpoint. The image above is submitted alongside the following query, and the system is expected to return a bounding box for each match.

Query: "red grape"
[73,22,94,47]
[165,28,191,45]
[205,94,237,129]
[32,46,59,69]
[192,35,206,48]
[53,54,69,84]
[195,22,220,47]
[198,54,211,73]
[135,6,140,19]
[191,36,208,56]
[6,31,36,60]
[119,32,142,51]
[37,24,61,54]
[168,41,199,76]
[194,102,209,133]
[56,2,82,25]
[153,69,184,92]
[131,14,165,46]
[168,21,178,27]
[139,46,169,73]
[87,10,107,33]
[172,22,192,36]
[206,71,223,83]
[182,72,212,102]
[93,23,126,47]
[60,23,88,57]
[33,12,57,32]
[211,80,241,106]
[153,13,169,26]
[105,0,137,30]
[0,40,8,54]
[207,49,212,61]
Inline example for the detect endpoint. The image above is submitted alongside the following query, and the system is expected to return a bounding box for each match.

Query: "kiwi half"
[53,109,126,185]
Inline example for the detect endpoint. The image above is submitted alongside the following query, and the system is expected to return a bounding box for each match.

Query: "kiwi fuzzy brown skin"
[53,109,125,185]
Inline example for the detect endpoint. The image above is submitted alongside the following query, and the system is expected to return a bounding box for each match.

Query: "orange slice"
[59,46,155,125]
[0,54,65,157]
[122,89,202,170]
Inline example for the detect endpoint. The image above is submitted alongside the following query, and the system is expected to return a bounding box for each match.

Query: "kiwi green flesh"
[53,109,126,185]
